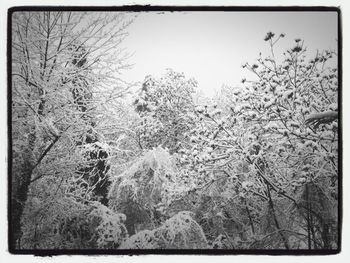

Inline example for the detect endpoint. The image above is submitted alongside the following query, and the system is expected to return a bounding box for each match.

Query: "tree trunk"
[10,132,35,250]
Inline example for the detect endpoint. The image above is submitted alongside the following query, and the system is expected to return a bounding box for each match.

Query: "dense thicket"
[11,16,338,251]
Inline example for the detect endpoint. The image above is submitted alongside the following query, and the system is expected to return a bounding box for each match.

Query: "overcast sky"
[120,11,338,96]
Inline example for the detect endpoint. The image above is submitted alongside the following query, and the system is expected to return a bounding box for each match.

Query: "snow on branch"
[305,111,338,129]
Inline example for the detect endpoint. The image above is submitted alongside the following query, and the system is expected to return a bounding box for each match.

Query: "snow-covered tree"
[11,11,135,249]
[134,69,198,153]
[182,33,338,249]
[108,146,189,235]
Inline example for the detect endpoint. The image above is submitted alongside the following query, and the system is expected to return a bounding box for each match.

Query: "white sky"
[120,11,338,96]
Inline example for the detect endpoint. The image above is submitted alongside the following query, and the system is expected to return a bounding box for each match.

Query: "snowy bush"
[108,146,182,234]
[21,197,128,249]
[120,211,208,249]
